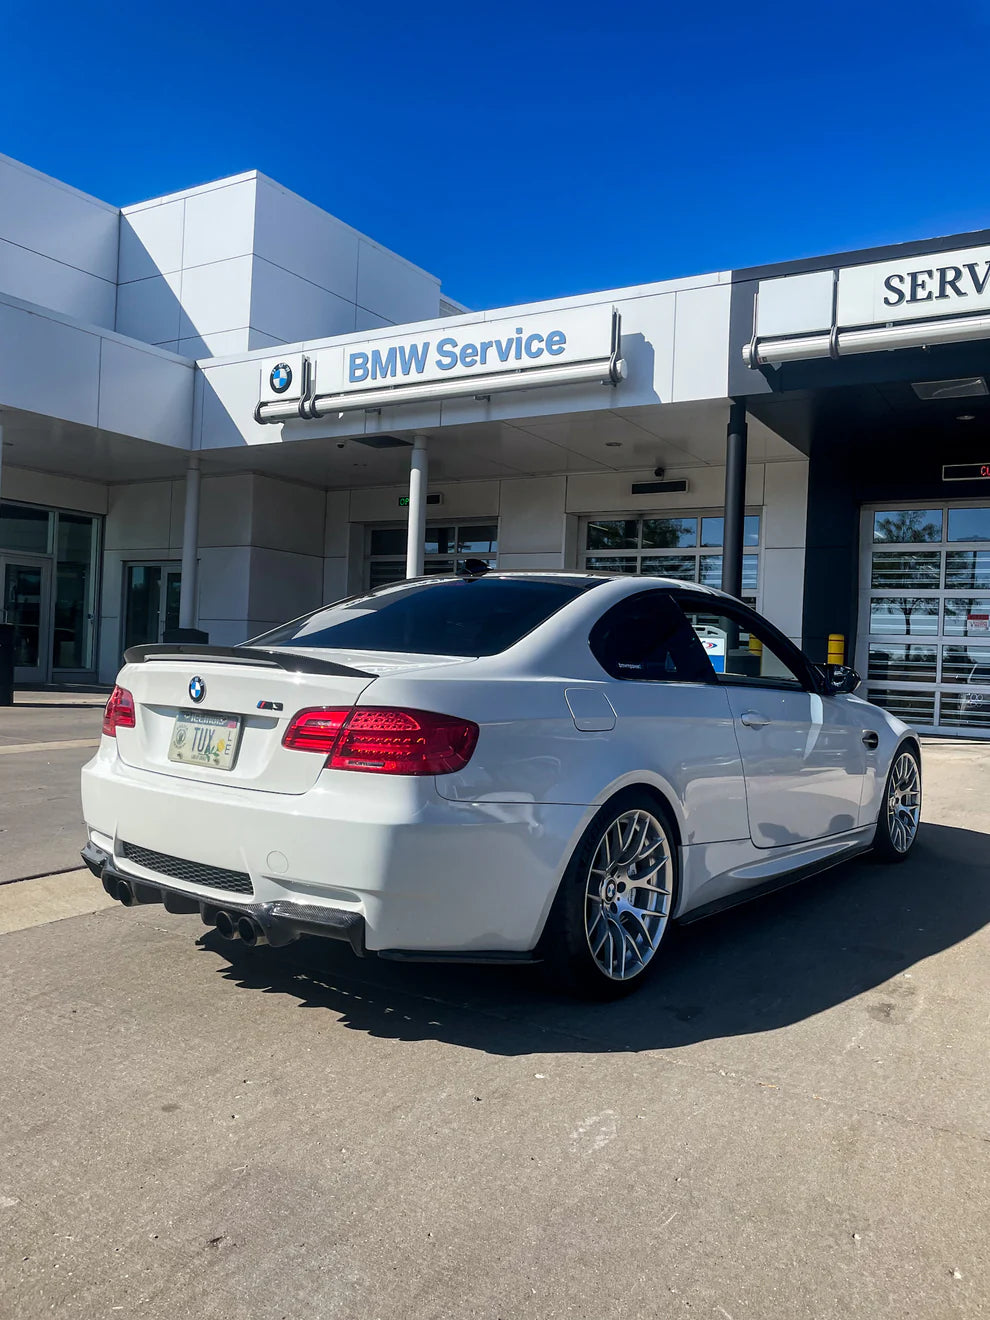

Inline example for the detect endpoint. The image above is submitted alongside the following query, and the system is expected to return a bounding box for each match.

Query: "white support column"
[405,435,429,579]
[178,455,202,629]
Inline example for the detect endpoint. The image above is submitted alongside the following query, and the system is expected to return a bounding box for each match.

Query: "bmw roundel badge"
[189,676,206,704]
[269,362,292,394]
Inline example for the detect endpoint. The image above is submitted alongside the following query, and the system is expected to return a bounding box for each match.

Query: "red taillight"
[281,706,478,775]
[103,685,136,737]
[281,707,351,754]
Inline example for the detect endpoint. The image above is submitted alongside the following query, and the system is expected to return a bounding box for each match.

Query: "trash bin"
[161,628,210,645]
[0,622,14,707]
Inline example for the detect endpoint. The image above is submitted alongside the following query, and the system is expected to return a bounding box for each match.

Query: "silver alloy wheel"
[886,751,921,854]
[584,808,672,981]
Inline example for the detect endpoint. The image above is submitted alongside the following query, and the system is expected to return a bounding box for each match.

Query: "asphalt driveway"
[0,724,987,1318]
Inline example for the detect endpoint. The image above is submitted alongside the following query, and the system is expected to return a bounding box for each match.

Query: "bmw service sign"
[257,307,614,414]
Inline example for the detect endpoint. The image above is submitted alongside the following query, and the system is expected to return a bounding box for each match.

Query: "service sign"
[259,306,613,407]
[837,243,990,328]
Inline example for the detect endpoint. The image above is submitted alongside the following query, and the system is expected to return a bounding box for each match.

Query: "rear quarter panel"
[365,672,749,846]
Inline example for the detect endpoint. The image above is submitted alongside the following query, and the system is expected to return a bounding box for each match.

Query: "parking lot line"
[0,738,100,756]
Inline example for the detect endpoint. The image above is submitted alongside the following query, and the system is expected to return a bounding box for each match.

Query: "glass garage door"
[861,504,990,735]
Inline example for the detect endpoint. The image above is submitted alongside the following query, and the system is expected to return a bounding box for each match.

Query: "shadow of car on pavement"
[201,822,990,1057]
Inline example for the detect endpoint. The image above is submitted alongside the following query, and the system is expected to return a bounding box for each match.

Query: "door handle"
[862,730,879,749]
[740,711,771,729]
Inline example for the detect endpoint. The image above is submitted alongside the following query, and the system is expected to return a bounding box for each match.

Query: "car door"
[587,590,750,845]
[674,592,867,849]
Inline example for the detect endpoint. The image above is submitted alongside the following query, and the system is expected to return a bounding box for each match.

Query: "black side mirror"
[821,663,861,695]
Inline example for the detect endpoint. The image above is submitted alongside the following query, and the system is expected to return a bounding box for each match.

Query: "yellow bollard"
[827,633,845,665]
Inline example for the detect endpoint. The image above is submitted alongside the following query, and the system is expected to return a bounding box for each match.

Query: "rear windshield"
[249,576,601,657]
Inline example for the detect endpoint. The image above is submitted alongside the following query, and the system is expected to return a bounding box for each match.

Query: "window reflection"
[947,507,990,543]
[873,510,942,543]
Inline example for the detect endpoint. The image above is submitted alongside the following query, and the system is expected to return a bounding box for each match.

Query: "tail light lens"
[103,685,136,737]
[282,706,478,775]
[281,708,350,754]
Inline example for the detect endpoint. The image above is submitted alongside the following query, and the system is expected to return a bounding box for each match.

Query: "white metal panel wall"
[118,177,259,355]
[0,154,118,328]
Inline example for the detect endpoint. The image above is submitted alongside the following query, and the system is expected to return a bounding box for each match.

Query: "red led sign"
[943,462,990,481]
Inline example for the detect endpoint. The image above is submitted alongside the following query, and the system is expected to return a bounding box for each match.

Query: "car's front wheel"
[543,790,677,999]
[873,745,922,862]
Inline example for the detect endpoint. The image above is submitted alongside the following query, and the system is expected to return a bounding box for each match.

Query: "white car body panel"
[81,573,918,958]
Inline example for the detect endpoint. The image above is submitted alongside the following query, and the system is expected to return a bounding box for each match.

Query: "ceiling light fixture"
[957,413,976,421]
[911,377,988,401]
[604,441,622,448]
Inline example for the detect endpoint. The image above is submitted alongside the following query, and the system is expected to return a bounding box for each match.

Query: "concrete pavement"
[0,736,987,1318]
[0,698,104,882]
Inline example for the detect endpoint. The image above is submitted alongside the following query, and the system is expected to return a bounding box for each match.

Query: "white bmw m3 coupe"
[82,569,922,998]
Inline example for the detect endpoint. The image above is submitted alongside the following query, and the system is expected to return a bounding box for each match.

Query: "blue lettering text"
[349,351,369,382]
[399,341,429,375]
[435,337,458,370]
[371,347,398,380]
[545,330,566,356]
[459,343,478,367]
[524,333,544,358]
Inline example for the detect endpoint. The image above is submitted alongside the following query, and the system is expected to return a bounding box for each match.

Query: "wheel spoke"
[632,852,668,884]
[626,909,657,951]
[616,813,649,866]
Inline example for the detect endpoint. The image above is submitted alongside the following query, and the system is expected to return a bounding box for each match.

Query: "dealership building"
[2,150,990,735]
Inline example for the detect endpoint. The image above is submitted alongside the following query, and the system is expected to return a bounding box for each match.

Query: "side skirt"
[677,841,874,925]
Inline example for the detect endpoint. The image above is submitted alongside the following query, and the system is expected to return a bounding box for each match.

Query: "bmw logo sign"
[269,362,292,394]
[189,676,206,704]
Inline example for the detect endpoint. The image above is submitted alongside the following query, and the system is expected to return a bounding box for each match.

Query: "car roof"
[397,569,733,602]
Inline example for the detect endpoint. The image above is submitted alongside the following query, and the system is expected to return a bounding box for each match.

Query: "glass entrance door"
[859,504,990,736]
[1,556,53,683]
[123,563,181,651]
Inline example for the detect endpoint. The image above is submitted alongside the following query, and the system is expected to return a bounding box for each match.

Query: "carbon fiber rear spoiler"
[122,644,374,679]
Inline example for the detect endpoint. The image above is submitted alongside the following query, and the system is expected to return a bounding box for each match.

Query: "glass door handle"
[740,711,771,729]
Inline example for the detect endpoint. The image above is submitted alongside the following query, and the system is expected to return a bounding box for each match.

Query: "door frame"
[121,560,182,652]
[1,553,54,684]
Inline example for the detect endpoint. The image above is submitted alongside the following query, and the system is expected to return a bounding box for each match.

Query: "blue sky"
[2,1,988,310]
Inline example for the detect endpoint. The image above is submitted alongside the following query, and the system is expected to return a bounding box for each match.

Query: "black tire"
[873,744,922,863]
[542,788,678,1000]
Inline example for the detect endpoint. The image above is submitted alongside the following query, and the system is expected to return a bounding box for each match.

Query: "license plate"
[168,711,242,770]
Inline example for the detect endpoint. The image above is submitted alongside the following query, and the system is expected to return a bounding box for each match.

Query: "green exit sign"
[398,493,442,507]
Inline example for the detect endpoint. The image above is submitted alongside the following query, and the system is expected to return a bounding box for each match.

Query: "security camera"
[653,466,665,479]
[336,441,347,449]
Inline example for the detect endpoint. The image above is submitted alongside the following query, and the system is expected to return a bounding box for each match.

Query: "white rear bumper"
[81,740,588,954]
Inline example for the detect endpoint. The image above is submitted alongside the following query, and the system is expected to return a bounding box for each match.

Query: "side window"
[678,601,807,689]
[590,592,713,682]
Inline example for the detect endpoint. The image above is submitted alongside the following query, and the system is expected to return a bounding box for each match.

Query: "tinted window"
[250,577,601,657]
[590,593,712,681]
[678,600,807,689]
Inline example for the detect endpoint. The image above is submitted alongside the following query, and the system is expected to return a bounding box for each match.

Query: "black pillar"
[721,399,748,599]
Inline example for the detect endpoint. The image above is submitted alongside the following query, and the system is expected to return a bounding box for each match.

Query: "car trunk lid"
[113,645,378,795]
